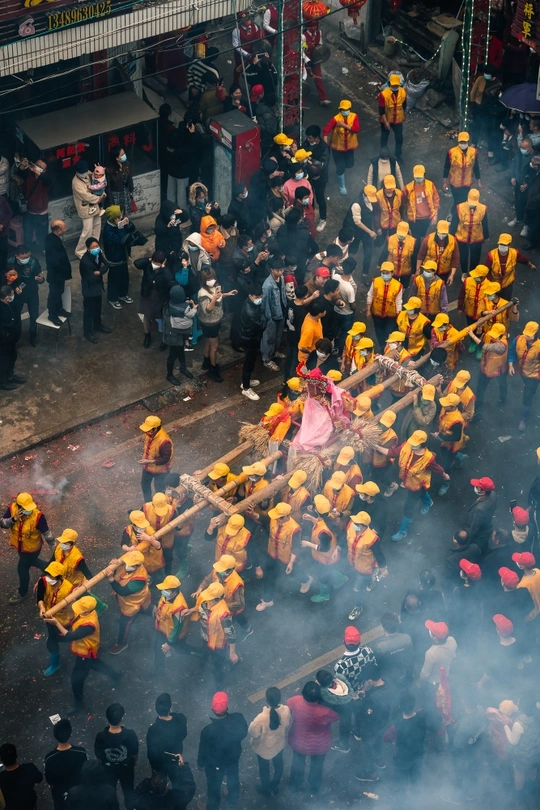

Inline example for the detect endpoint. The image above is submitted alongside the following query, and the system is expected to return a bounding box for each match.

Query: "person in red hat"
[511,506,532,550]
[477,614,522,698]
[487,567,535,638]
[197,691,248,810]
[418,620,456,687]
[305,264,330,296]
[447,559,482,647]
[514,552,540,621]
[464,477,497,553]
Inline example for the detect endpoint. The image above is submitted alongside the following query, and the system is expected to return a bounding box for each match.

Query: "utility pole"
[277,0,304,135]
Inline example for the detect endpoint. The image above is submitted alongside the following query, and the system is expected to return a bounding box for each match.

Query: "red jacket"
[286,696,339,755]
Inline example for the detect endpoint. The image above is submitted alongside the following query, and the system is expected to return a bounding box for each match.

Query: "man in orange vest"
[396,296,431,358]
[509,321,540,432]
[467,322,508,420]
[430,313,466,371]
[37,560,75,677]
[430,393,467,496]
[442,131,481,205]
[192,554,253,641]
[402,164,440,241]
[375,175,403,241]
[376,430,448,541]
[121,509,164,576]
[416,220,459,286]
[457,264,490,347]
[143,491,176,575]
[1,490,55,604]
[412,260,448,318]
[108,549,152,655]
[379,73,407,159]
[451,188,489,275]
[139,415,174,502]
[345,510,386,620]
[479,281,519,339]
[485,232,535,299]
[53,528,92,587]
[195,581,238,689]
[367,262,403,348]
[46,595,122,715]
[371,409,398,492]
[384,330,412,399]
[322,99,360,195]
[281,469,312,524]
[379,220,416,289]
[153,574,193,670]
[301,494,346,604]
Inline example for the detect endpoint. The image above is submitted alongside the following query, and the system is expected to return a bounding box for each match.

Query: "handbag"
[122,228,148,249]
[130,198,138,213]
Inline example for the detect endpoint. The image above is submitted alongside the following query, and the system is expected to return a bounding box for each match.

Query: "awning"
[16,91,157,149]
[0,0,251,78]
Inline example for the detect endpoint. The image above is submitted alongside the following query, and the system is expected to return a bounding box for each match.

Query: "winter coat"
[167,125,200,180]
[286,696,339,756]
[7,255,43,293]
[276,221,317,268]
[163,303,196,343]
[240,297,267,343]
[102,220,135,265]
[134,763,196,810]
[254,100,278,149]
[199,87,224,121]
[198,286,223,325]
[0,185,12,231]
[106,162,133,195]
[228,196,252,235]
[0,156,10,197]
[184,233,211,275]
[154,200,188,259]
[248,705,292,760]
[45,231,72,282]
[510,713,540,770]
[72,173,101,219]
[197,713,248,768]
[79,251,108,297]
[464,491,497,552]
[200,215,225,261]
[135,258,175,302]
[0,300,18,344]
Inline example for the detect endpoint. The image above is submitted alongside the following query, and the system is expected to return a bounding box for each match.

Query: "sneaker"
[331,742,350,753]
[300,575,313,594]
[316,219,327,232]
[9,375,26,384]
[319,99,331,106]
[274,351,286,359]
[9,591,29,604]
[50,315,62,326]
[384,482,399,498]
[184,341,194,351]
[507,218,521,228]
[118,296,133,303]
[256,600,274,612]
[355,774,379,783]
[240,626,254,641]
[242,387,260,401]
[241,381,260,389]
[518,419,526,432]
[520,225,529,237]
[348,605,363,621]
[109,300,122,309]
[263,360,279,371]
[352,732,362,741]
[108,643,128,655]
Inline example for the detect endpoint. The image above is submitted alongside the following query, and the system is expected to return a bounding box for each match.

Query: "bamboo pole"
[193,441,254,481]
[365,373,443,424]
[43,554,129,618]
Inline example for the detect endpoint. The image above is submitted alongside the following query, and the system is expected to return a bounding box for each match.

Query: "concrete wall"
[49,169,161,238]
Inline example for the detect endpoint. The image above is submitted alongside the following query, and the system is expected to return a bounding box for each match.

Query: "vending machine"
[208,110,261,207]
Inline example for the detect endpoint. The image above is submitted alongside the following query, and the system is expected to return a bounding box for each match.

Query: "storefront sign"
[0,0,125,45]
[512,0,540,49]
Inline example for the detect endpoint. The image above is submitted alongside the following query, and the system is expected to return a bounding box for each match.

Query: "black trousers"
[23,211,48,252]
[0,341,17,384]
[47,279,65,319]
[290,751,325,792]
[283,332,299,382]
[380,122,403,158]
[372,315,397,350]
[104,765,135,810]
[46,623,61,654]
[410,218,430,241]
[262,555,308,602]
[117,604,152,645]
[476,370,508,411]
[17,549,45,596]
[83,296,102,336]
[349,229,373,276]
[525,208,540,247]
[458,241,482,274]
[311,177,327,220]
[515,184,528,222]
[205,761,240,810]
[242,338,259,390]
[107,261,129,301]
[71,655,119,705]
[522,376,540,410]
[258,751,284,790]
[141,469,168,502]
[0,234,8,275]
[14,288,39,337]
[450,185,470,205]
[167,345,186,375]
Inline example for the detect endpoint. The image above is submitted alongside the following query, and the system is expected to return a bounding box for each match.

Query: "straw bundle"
[289,451,329,494]
[345,418,383,453]
[238,422,269,458]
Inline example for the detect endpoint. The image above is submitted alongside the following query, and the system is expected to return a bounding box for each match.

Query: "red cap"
[512,506,529,527]
[459,559,482,580]
[315,266,331,278]
[211,691,229,713]
[493,614,514,637]
[284,273,297,286]
[470,477,495,492]
[344,626,361,645]
[425,620,449,640]
[250,84,264,101]
[499,567,519,588]
[512,551,536,568]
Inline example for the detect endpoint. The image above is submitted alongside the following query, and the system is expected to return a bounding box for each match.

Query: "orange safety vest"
[322,482,354,514]
[373,427,397,468]
[386,234,415,278]
[371,276,402,318]
[384,345,412,395]
[445,381,476,424]
[334,462,363,488]
[438,409,465,453]
[143,428,174,475]
[404,179,438,221]
[261,410,292,442]
[143,501,176,550]
[166,492,195,537]
[244,477,273,516]
[423,233,457,278]
[481,334,508,378]
[346,523,378,574]
[8,504,43,553]
[214,569,245,614]
[482,297,511,334]
[206,598,232,650]
[376,189,402,230]
[155,591,189,640]
[342,335,363,373]
[54,544,85,587]
[215,525,251,571]
[398,443,435,491]
[311,517,337,565]
[447,145,477,188]
[41,576,74,625]
[488,248,518,289]
[431,325,464,370]
[328,112,360,151]
[71,610,100,659]
[381,86,407,124]
[455,202,487,244]
[114,564,151,617]
[462,277,488,319]
[397,310,430,356]
[413,275,444,316]
[267,516,300,564]
[125,524,164,574]
[282,485,310,524]
[514,335,540,379]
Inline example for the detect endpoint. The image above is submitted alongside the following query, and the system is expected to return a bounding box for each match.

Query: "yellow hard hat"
[498,233,512,246]
[264,402,285,418]
[383,174,396,190]
[467,188,480,204]
[439,393,461,408]
[422,260,438,272]
[437,220,450,234]
[408,430,427,446]
[294,148,312,162]
[358,337,374,350]
[274,133,293,146]
[487,323,506,340]
[413,164,425,177]
[469,264,489,279]
[387,331,405,343]
[396,221,410,236]
[523,321,539,338]
[484,281,501,296]
[364,184,378,203]
[339,99,352,110]
[348,321,366,337]
[353,395,372,416]
[389,73,401,86]
[380,261,394,273]
[403,296,422,311]
[432,313,450,329]
[326,369,342,381]
[242,462,267,477]
[454,370,471,386]
[457,131,470,143]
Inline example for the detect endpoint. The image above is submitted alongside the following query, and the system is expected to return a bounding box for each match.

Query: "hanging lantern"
[302,0,331,21]
[339,0,367,25]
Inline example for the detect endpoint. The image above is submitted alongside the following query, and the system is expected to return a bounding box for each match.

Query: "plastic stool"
[8,216,24,248]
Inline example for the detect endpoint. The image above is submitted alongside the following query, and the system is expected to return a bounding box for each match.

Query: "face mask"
[125,565,137,572]
[352,522,364,532]
[360,350,369,357]
[59,542,71,551]
[423,271,435,279]
[407,311,417,318]
[119,154,127,162]
[381,273,392,281]
[474,277,483,283]
[18,257,30,265]
[439,325,448,332]
[487,294,497,301]
[459,143,468,151]
[414,176,423,183]
[206,279,216,287]
[246,245,254,252]
[301,198,309,206]
[206,228,215,235]
[474,487,483,495]
[241,191,248,199]
[198,199,207,208]
[248,475,259,482]
[265,231,272,239]
[437,232,447,239]
[483,74,492,80]
[151,262,163,271]
[90,247,100,256]
[520,148,529,155]
[252,298,262,305]
[22,509,33,515]
[188,245,198,252]
[384,190,394,197]
[352,335,361,342]
[14,157,21,167]
[45,576,57,585]
[469,204,477,210]
[460,570,466,580]
[388,342,398,350]
[341,110,350,117]
[295,172,305,181]
[397,235,405,242]
[409,445,421,451]
[7,295,14,303]
[498,245,509,254]
[316,350,327,359]
[161,590,172,599]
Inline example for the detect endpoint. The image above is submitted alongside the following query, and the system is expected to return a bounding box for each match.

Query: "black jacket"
[134,763,196,810]
[0,300,19,344]
[7,255,42,293]
[464,491,497,552]
[154,201,188,259]
[79,251,108,297]
[443,543,482,589]
[66,784,119,810]
[303,138,330,183]
[228,197,252,235]
[240,297,267,343]
[167,126,200,180]
[146,713,188,773]
[197,713,248,768]
[135,258,175,302]
[524,168,540,209]
[253,100,278,150]
[45,232,72,282]
[244,59,278,107]
[276,221,317,271]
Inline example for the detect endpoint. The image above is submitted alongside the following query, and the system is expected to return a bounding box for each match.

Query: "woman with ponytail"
[248,686,291,796]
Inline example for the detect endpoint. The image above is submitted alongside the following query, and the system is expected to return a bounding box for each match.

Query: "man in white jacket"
[71,161,105,259]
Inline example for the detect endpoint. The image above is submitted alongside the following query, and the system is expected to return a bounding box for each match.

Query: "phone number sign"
[0,0,127,45]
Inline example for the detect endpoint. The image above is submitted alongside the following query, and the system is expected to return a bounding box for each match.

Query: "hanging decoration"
[338,0,367,24]
[301,0,330,21]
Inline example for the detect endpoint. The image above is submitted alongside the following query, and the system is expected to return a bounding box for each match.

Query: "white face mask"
[316,350,327,359]
[59,542,72,551]
[248,475,259,482]
[474,487,483,495]
[45,576,57,585]
[161,590,172,599]
[414,176,423,183]
[206,279,217,287]
[423,272,435,280]
[498,245,509,254]
[381,273,392,281]
[22,509,33,515]
[125,565,137,573]
[352,523,365,532]
[388,342,398,350]
[151,262,162,271]
[252,298,263,305]
[360,350,369,357]
[437,232,447,239]
[459,143,468,151]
